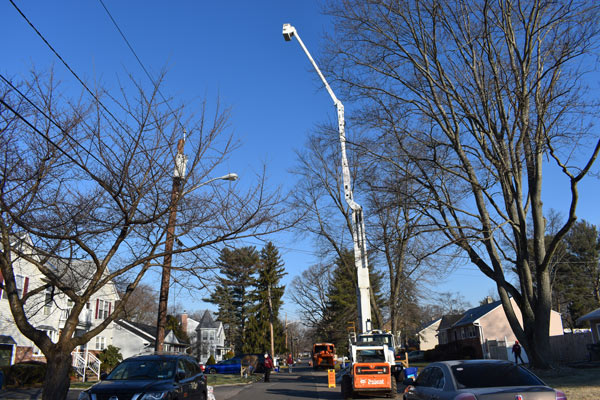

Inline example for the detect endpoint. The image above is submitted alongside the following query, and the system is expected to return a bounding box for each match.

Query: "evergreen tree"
[318,249,385,355]
[243,242,287,354]
[205,247,259,353]
[166,314,189,342]
[557,220,600,327]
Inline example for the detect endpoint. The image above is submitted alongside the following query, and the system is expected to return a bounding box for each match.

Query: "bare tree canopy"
[323,0,600,368]
[0,69,289,398]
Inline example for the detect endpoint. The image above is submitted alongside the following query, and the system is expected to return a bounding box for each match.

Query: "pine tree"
[242,242,287,354]
[318,249,385,355]
[205,247,259,353]
[557,220,600,327]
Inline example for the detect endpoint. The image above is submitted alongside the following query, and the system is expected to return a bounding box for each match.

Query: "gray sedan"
[403,359,567,400]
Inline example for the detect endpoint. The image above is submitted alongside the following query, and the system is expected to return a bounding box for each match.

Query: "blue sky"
[3,1,599,320]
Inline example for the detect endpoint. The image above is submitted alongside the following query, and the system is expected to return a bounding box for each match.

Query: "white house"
[194,310,226,363]
[112,319,189,359]
[417,318,442,351]
[0,236,120,371]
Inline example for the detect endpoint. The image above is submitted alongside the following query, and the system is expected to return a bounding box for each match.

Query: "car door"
[177,359,193,399]
[405,367,432,400]
[184,358,205,400]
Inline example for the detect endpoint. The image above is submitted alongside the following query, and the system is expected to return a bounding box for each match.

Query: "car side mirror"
[403,377,416,386]
[100,373,108,380]
[177,371,186,381]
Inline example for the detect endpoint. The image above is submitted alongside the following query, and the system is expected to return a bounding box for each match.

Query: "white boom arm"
[283,23,372,333]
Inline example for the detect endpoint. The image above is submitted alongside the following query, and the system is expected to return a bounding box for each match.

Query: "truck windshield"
[357,334,393,346]
[314,345,332,353]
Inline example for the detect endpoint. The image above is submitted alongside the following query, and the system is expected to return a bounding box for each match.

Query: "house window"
[43,287,54,315]
[96,300,111,319]
[95,336,106,350]
[209,331,215,341]
[15,275,25,298]
[202,331,208,340]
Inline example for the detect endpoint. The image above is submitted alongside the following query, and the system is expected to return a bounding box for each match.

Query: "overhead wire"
[8,0,129,136]
[98,0,187,134]
[0,73,107,170]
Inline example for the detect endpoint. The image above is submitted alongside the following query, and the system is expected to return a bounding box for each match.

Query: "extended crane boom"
[282,23,372,334]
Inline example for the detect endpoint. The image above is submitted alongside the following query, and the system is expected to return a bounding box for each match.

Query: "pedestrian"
[287,353,294,373]
[263,353,274,382]
[512,340,525,364]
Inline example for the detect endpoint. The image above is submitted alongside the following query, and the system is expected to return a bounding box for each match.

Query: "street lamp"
[282,23,372,333]
[155,137,238,351]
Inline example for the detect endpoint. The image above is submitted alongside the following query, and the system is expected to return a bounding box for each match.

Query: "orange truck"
[341,344,396,398]
[312,342,336,370]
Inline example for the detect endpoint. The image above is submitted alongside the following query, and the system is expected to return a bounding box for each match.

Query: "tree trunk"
[42,351,72,400]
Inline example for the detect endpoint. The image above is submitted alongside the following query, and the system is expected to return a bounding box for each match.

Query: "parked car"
[403,359,567,400]
[206,357,242,374]
[77,353,207,400]
[407,350,425,362]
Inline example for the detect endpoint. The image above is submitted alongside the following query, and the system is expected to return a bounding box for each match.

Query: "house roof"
[577,307,600,323]
[418,318,442,333]
[115,319,156,343]
[437,314,463,331]
[452,300,503,328]
[197,310,220,329]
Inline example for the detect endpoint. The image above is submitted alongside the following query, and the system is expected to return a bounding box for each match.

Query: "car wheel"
[209,368,217,374]
[199,389,207,400]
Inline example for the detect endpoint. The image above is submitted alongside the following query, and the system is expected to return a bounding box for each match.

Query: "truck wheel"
[341,375,353,399]
[388,378,397,398]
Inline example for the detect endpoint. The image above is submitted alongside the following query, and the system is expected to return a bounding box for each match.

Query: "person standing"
[263,353,274,382]
[287,353,294,373]
[512,340,525,364]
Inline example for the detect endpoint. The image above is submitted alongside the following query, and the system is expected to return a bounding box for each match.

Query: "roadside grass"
[206,373,261,386]
[534,367,600,400]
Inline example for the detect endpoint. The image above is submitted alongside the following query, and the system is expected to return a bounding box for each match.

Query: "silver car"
[403,359,567,400]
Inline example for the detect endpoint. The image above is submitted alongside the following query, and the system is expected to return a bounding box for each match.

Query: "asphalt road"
[213,362,399,400]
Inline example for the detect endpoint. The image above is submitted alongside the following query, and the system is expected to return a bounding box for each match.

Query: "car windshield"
[451,363,544,389]
[107,359,176,380]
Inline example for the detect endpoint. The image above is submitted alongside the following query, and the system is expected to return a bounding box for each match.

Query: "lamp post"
[155,138,238,352]
[282,23,372,333]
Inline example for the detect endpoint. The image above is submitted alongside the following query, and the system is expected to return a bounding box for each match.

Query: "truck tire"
[388,378,397,398]
[341,375,353,399]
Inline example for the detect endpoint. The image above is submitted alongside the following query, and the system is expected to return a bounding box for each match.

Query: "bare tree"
[115,283,158,325]
[292,130,385,328]
[0,70,288,399]
[289,263,332,328]
[324,0,600,368]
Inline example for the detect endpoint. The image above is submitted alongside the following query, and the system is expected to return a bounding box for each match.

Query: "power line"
[8,0,129,135]
[0,73,107,170]
[98,0,187,133]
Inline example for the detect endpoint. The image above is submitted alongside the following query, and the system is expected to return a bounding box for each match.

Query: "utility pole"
[156,138,187,352]
[267,283,275,357]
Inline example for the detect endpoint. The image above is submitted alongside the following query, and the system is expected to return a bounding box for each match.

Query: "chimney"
[181,311,188,334]
[486,296,493,304]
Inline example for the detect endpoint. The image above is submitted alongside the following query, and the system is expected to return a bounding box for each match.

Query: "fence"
[548,331,593,363]
[485,332,592,364]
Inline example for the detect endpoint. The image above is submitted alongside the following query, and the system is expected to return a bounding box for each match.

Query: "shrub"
[97,345,123,373]
[206,355,216,365]
[223,351,235,360]
[3,361,46,387]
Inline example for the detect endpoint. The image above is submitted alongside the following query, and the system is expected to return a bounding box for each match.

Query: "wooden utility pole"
[155,138,186,352]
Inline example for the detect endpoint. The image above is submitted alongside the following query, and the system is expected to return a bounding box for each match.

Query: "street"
[213,361,399,400]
